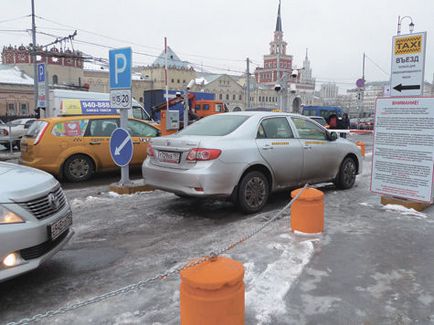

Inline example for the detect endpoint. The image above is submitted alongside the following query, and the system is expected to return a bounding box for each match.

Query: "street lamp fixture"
[397,16,415,35]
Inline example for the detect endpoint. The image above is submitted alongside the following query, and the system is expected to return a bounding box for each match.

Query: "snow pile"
[245,240,314,324]
[383,204,427,218]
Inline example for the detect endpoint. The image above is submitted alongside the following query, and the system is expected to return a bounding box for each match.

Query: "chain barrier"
[6,184,309,325]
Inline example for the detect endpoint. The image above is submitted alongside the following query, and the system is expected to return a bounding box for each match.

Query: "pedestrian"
[327,114,338,129]
[338,113,350,138]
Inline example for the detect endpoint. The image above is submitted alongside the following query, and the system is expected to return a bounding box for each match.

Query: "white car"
[0,118,35,150]
[143,112,363,213]
[0,162,73,281]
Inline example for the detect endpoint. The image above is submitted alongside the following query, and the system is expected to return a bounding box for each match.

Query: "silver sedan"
[142,112,363,213]
[0,162,73,281]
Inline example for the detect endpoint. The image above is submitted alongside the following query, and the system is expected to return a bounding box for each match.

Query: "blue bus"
[302,106,343,119]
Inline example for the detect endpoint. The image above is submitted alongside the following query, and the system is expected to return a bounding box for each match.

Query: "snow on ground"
[245,239,315,324]
[383,204,427,218]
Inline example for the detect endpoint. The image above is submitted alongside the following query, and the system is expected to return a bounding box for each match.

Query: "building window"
[239,95,242,101]
[177,79,180,83]
[226,94,229,100]
[20,103,28,115]
[171,78,174,83]
[183,80,186,84]
[233,94,236,100]
[52,74,58,84]
[7,103,16,115]
[219,94,222,100]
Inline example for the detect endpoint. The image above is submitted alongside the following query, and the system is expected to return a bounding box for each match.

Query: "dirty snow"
[383,204,427,218]
[245,240,315,324]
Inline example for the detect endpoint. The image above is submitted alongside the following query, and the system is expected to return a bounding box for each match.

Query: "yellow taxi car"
[19,115,159,182]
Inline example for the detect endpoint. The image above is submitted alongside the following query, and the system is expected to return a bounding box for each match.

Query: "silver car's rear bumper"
[142,158,243,197]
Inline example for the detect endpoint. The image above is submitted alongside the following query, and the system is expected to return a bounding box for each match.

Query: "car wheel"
[335,157,357,189]
[237,171,269,214]
[63,154,94,182]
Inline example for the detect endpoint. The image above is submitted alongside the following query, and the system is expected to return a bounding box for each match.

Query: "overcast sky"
[1,0,433,92]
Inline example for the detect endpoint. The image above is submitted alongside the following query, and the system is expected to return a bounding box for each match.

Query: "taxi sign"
[390,32,426,97]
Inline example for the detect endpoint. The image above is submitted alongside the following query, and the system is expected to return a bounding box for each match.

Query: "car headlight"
[0,206,24,224]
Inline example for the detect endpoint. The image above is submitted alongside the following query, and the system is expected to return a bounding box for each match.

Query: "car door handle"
[303,144,312,150]
[89,141,101,145]
[262,144,274,150]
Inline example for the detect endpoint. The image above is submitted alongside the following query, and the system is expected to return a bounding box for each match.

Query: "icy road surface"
[2,134,434,324]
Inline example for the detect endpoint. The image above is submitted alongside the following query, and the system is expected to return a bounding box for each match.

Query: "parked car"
[142,112,363,213]
[0,162,73,281]
[0,118,36,150]
[20,115,159,182]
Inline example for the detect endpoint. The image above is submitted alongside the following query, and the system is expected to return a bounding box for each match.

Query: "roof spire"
[305,48,309,59]
[275,0,282,32]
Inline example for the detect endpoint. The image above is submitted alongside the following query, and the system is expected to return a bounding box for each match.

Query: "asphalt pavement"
[3,133,434,324]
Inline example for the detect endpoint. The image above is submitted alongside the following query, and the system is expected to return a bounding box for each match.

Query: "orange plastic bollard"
[180,256,244,325]
[356,141,366,157]
[290,188,324,234]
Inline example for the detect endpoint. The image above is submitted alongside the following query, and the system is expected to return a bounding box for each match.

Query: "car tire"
[334,157,357,189]
[63,154,94,182]
[237,171,269,214]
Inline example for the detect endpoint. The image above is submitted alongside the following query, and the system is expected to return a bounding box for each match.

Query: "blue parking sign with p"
[109,47,132,89]
[37,63,45,82]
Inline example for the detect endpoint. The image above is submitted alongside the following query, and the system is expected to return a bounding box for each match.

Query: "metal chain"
[6,184,308,325]
[210,183,308,256]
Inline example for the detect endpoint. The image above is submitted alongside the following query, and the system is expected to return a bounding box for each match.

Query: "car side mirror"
[328,131,338,141]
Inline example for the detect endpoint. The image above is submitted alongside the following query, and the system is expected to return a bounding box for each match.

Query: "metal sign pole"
[8,124,12,154]
[119,108,130,185]
[109,47,133,187]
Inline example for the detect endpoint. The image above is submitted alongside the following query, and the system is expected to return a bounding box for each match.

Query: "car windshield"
[177,115,249,136]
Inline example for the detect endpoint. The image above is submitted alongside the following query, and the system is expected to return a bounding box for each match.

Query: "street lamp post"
[397,16,415,35]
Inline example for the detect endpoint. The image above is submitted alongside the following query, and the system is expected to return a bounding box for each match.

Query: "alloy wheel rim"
[69,158,89,179]
[343,160,356,185]
[245,177,266,209]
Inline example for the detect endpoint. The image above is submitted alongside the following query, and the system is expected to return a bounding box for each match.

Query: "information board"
[371,97,434,202]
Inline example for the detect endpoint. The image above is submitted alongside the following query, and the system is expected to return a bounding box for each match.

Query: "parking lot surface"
[2,134,434,324]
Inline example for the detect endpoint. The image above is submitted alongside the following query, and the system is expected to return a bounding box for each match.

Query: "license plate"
[48,213,72,241]
[158,151,181,163]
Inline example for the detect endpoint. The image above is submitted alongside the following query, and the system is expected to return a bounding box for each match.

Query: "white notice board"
[371,97,434,202]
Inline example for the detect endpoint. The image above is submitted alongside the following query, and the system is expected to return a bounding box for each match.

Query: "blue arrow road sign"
[109,47,132,89]
[37,63,45,82]
[109,128,133,167]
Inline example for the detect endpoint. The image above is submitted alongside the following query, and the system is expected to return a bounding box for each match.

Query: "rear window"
[178,115,249,136]
[26,121,48,138]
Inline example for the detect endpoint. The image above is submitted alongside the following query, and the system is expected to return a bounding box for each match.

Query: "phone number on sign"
[80,101,111,109]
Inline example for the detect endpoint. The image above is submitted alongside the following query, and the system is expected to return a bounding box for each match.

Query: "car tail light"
[0,129,8,136]
[33,123,48,145]
[186,148,221,161]
[147,143,155,157]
